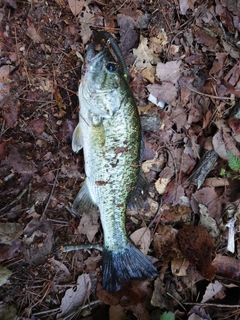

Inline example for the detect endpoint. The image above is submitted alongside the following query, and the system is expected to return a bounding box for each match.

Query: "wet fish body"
[72,36,157,292]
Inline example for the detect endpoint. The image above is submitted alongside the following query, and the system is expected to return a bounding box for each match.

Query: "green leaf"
[220,168,226,176]
[227,152,240,172]
[160,311,175,320]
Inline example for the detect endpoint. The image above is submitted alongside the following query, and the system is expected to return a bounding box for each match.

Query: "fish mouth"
[84,43,108,73]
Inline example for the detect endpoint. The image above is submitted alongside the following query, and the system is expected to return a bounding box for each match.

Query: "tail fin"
[102,243,158,292]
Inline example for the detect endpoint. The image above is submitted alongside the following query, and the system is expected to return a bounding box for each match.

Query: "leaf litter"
[0,0,240,319]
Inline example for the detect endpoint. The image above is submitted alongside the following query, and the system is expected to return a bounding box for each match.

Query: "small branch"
[187,86,235,101]
[184,302,240,308]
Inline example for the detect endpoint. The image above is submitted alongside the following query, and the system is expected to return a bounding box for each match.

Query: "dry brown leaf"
[130,227,151,255]
[147,83,177,105]
[133,36,160,83]
[22,218,54,266]
[77,211,99,243]
[109,305,127,320]
[204,177,229,187]
[199,204,220,247]
[149,31,168,54]
[49,257,72,284]
[57,274,91,318]
[191,187,222,221]
[179,0,196,14]
[201,281,225,303]
[0,65,10,100]
[156,61,181,84]
[26,25,43,43]
[68,0,84,16]
[0,222,22,245]
[79,6,94,44]
[209,52,228,75]
[171,258,189,276]
[2,146,37,178]
[212,254,240,279]
[117,14,138,56]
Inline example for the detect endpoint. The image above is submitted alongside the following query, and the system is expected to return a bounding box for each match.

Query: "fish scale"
[72,35,158,292]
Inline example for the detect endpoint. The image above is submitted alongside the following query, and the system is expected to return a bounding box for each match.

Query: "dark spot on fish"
[116,203,124,207]
[95,180,110,186]
[110,159,119,167]
[123,140,128,145]
[114,147,128,154]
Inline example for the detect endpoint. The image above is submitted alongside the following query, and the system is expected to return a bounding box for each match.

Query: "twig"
[46,218,70,225]
[0,187,28,213]
[187,86,235,101]
[166,292,187,311]
[183,302,240,308]
[32,307,60,316]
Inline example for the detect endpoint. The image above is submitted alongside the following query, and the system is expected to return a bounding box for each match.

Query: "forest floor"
[0,0,240,319]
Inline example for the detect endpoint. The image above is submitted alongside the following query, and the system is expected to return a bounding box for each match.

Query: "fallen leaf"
[26,25,43,43]
[61,163,84,179]
[57,274,91,318]
[190,187,222,221]
[151,278,166,309]
[27,117,45,137]
[79,6,94,44]
[133,36,160,83]
[0,241,21,262]
[177,225,216,281]
[117,14,138,55]
[147,83,177,105]
[109,305,127,320]
[199,204,221,247]
[209,52,228,75]
[68,0,84,16]
[156,61,181,84]
[171,258,189,276]
[22,218,54,266]
[179,0,196,14]
[0,65,10,101]
[49,257,72,284]
[77,211,99,243]
[201,281,225,303]
[0,222,22,244]
[212,254,240,279]
[0,266,12,286]
[195,27,218,49]
[130,227,152,255]
[149,31,168,54]
[2,146,37,179]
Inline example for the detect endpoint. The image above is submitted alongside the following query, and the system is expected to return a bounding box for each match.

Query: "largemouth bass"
[72,33,158,292]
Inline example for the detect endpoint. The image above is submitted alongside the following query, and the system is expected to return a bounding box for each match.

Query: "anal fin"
[72,181,96,216]
[128,170,148,211]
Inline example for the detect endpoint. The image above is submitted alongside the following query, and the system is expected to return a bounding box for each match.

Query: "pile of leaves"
[0,0,240,319]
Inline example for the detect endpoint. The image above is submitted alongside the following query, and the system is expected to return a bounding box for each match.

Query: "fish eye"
[106,62,117,72]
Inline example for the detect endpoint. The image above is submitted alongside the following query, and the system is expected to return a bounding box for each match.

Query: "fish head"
[80,43,126,118]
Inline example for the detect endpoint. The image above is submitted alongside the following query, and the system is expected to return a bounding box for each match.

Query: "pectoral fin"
[72,123,83,153]
[72,181,96,216]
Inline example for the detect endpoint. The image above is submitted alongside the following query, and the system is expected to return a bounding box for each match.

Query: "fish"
[71,32,158,292]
